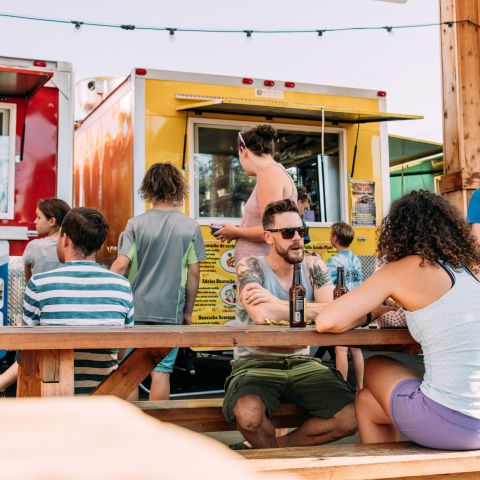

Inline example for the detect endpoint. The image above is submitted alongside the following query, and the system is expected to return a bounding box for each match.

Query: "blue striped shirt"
[22,261,134,394]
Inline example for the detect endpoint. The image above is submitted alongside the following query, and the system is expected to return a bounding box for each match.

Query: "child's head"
[139,162,186,205]
[378,190,480,271]
[330,222,354,249]
[35,198,71,236]
[58,207,108,261]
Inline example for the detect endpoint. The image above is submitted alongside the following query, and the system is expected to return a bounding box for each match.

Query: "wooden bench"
[134,398,308,432]
[134,399,480,479]
[237,441,480,480]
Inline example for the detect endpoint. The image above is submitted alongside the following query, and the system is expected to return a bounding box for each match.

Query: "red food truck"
[0,56,74,336]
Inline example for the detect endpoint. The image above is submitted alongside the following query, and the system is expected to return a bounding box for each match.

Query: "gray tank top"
[235,256,313,359]
[405,262,480,419]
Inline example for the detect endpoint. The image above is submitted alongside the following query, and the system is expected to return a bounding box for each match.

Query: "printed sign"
[350,180,376,226]
[254,88,284,99]
[192,241,237,325]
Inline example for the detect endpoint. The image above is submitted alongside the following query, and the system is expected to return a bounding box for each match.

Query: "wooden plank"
[381,475,480,480]
[134,399,309,432]
[17,349,74,397]
[441,170,480,193]
[91,348,169,398]
[0,325,416,350]
[239,441,480,479]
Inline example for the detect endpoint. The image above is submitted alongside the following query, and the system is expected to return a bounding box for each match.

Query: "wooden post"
[17,349,75,397]
[439,0,480,213]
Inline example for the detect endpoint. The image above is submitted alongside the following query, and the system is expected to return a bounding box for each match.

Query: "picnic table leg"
[91,348,170,399]
[17,349,75,397]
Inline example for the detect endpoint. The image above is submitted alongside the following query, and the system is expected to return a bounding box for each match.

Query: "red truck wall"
[2,87,58,256]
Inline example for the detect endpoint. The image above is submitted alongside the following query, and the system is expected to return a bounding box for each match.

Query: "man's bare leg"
[233,395,277,449]
[276,403,357,447]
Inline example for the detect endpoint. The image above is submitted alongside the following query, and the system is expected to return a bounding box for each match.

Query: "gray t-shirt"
[119,209,206,325]
[23,236,62,275]
[235,256,315,359]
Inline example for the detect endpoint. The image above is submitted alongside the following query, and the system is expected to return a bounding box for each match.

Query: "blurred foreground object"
[0,396,294,480]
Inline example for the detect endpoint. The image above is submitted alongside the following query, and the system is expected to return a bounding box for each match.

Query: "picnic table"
[0,325,416,398]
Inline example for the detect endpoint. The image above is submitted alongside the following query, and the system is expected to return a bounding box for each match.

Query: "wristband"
[361,312,373,328]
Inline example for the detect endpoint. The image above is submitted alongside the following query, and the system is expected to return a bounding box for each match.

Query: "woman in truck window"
[214,124,297,264]
[315,190,480,450]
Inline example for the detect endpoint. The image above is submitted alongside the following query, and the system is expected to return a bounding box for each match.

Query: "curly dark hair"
[139,162,186,203]
[377,190,480,272]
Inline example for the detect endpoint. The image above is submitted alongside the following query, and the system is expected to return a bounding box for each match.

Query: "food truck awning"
[0,67,53,98]
[389,135,443,167]
[175,94,423,124]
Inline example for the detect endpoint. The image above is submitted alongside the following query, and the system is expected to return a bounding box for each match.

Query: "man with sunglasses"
[223,199,357,449]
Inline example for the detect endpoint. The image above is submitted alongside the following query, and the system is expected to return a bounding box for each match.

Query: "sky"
[0,0,442,142]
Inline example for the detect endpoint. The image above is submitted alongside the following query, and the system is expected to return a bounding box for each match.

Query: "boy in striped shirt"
[23,207,134,394]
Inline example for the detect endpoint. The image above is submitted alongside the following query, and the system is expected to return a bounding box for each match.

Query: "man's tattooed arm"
[307,255,332,288]
[236,256,265,292]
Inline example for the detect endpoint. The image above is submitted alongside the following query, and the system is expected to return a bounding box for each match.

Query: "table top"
[0,325,415,350]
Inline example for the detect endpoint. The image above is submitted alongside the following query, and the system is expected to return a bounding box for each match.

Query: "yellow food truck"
[74,68,421,325]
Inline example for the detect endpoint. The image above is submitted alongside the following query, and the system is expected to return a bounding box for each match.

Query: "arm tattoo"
[309,262,332,288]
[237,256,265,289]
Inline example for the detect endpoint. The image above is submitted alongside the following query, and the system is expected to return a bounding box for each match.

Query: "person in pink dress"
[214,124,297,264]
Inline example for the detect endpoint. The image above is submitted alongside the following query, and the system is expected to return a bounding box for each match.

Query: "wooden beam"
[0,325,416,350]
[440,0,480,213]
[91,348,169,398]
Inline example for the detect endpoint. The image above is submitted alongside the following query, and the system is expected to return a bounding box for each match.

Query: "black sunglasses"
[266,227,309,239]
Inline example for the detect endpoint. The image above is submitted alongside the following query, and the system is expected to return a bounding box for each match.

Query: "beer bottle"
[333,266,349,299]
[289,263,306,328]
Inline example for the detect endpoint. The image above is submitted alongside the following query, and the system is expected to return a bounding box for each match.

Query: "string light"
[0,13,477,36]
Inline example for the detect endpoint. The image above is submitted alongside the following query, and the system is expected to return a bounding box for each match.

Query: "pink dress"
[234,164,297,263]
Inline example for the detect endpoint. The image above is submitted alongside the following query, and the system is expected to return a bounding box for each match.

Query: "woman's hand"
[241,283,278,306]
[214,224,239,242]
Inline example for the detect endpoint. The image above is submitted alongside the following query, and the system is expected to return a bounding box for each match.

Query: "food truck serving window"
[192,120,347,225]
[0,104,16,220]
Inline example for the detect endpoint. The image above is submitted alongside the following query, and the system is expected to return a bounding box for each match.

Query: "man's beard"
[274,241,304,264]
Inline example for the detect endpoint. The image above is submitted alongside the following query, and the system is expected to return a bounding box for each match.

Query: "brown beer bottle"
[289,263,306,328]
[333,266,349,299]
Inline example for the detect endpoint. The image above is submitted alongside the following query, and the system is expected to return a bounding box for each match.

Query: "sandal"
[228,441,252,450]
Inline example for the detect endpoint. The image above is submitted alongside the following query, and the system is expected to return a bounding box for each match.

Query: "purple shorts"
[390,379,480,450]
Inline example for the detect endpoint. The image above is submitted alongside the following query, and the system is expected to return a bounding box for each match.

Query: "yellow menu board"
[193,241,237,325]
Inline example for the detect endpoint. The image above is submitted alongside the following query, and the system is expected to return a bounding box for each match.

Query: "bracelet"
[361,312,373,328]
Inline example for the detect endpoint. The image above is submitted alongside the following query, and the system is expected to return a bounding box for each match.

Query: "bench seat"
[133,398,308,432]
[238,441,480,480]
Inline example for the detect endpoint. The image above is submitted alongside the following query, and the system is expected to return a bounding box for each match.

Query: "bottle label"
[291,293,305,325]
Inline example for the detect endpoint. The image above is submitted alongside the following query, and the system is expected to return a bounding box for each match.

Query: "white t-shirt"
[23,236,63,275]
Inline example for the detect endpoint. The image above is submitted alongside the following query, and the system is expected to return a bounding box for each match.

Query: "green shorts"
[222,357,355,424]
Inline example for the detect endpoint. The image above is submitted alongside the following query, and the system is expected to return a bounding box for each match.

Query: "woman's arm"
[315,264,397,333]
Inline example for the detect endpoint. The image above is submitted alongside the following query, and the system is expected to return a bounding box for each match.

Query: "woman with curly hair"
[315,190,480,450]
